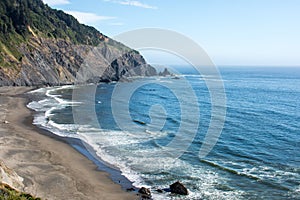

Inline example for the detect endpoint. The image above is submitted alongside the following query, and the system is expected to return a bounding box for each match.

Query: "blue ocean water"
[28,67,300,199]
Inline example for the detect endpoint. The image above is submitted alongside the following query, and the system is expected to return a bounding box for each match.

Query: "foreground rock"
[138,187,151,199]
[0,160,24,191]
[0,160,41,199]
[0,183,41,200]
[170,181,189,195]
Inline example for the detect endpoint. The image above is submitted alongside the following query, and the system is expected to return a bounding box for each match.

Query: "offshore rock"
[158,68,173,76]
[169,181,189,195]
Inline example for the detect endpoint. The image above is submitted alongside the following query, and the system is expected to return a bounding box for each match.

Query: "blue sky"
[43,0,300,66]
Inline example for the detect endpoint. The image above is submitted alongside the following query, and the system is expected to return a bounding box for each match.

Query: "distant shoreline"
[0,86,136,200]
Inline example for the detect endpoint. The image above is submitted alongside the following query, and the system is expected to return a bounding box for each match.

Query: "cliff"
[0,160,24,191]
[0,0,157,86]
[0,160,40,199]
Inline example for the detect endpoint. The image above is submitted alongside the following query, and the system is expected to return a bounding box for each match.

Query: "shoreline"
[24,107,136,191]
[0,86,137,200]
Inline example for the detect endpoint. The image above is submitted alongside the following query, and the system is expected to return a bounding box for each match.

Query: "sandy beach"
[0,86,136,200]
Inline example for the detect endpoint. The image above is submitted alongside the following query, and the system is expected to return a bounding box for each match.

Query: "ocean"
[27,66,300,199]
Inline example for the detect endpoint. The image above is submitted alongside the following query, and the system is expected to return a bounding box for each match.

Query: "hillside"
[0,0,156,86]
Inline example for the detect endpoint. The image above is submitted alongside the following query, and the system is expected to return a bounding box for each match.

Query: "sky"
[43,0,300,66]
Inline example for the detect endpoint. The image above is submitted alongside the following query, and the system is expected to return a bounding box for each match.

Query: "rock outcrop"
[0,160,24,191]
[169,181,189,195]
[158,68,173,76]
[0,183,41,200]
[138,187,151,199]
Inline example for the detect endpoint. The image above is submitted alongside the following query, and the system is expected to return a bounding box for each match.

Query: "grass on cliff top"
[0,0,105,46]
[0,0,108,69]
[0,183,41,200]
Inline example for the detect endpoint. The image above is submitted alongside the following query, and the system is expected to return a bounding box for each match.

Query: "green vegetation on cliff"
[0,183,40,200]
[0,0,156,86]
[0,0,105,68]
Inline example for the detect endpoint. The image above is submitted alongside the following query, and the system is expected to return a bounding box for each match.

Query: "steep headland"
[0,0,157,86]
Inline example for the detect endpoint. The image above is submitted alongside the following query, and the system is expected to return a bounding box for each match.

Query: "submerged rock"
[126,187,135,192]
[169,181,188,195]
[156,189,163,193]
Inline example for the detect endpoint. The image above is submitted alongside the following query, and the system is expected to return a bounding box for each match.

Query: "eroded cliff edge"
[1,36,156,86]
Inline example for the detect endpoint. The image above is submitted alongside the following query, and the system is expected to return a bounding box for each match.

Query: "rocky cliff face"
[0,0,157,86]
[0,160,24,191]
[0,34,157,86]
